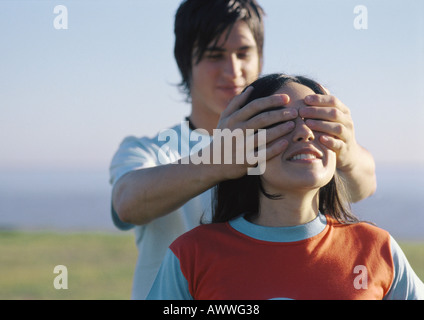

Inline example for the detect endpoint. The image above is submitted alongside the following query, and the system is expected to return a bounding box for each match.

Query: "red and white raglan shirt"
[147,213,424,300]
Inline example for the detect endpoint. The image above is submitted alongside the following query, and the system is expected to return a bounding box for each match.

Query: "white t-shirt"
[109,121,212,299]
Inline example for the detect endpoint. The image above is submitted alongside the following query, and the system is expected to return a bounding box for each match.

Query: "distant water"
[0,169,115,232]
[0,166,423,240]
[351,166,424,241]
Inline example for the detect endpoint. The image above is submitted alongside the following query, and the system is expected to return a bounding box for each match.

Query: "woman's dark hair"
[212,73,360,225]
[174,0,265,100]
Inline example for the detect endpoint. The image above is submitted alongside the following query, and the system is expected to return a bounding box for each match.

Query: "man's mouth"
[217,85,243,94]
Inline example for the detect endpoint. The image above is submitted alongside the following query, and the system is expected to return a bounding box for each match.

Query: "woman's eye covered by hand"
[256,109,320,132]
[251,106,298,130]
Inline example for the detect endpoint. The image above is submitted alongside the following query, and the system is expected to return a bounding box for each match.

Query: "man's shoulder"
[119,122,185,147]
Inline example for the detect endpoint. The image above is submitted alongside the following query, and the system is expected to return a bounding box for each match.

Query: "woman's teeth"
[290,154,317,161]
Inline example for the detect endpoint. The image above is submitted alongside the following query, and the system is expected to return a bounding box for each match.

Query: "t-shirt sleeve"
[108,136,159,230]
[383,236,424,300]
[146,248,193,300]
[109,136,159,187]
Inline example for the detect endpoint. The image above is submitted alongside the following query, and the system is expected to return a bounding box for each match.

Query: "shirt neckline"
[228,212,328,243]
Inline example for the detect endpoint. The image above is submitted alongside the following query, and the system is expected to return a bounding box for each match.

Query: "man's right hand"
[211,87,298,180]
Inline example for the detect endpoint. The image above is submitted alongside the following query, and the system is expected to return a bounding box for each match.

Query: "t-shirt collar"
[229,212,327,243]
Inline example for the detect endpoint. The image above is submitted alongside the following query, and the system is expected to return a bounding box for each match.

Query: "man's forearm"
[112,159,223,226]
[338,145,377,203]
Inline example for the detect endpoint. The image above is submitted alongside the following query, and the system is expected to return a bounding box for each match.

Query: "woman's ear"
[318,84,330,95]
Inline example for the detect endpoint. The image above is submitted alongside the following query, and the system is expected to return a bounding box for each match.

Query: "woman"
[147,74,424,300]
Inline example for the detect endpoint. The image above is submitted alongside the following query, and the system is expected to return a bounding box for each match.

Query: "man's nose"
[223,54,242,78]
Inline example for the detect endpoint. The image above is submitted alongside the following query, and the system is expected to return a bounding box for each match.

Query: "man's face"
[190,20,262,124]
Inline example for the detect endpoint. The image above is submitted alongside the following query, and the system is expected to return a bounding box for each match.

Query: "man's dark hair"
[174,0,265,100]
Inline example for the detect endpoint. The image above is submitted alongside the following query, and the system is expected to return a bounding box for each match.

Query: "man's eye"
[237,52,250,59]
[207,54,223,60]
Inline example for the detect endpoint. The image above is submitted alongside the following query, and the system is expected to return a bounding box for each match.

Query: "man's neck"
[188,111,220,136]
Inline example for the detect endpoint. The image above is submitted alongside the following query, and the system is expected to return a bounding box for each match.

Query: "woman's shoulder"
[328,216,391,242]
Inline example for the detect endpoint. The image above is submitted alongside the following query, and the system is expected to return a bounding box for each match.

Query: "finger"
[245,120,294,153]
[305,120,347,141]
[245,138,289,175]
[304,95,349,114]
[236,93,291,123]
[260,121,295,144]
[319,135,344,152]
[300,106,348,123]
[221,86,255,117]
[261,138,289,161]
[244,107,297,131]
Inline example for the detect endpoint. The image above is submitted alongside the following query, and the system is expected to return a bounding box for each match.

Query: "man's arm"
[300,94,377,202]
[332,141,376,203]
[113,89,297,225]
[112,158,221,226]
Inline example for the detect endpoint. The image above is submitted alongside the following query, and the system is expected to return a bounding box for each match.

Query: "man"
[110,0,376,299]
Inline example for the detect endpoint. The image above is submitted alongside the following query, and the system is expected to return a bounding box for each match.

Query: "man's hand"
[300,93,376,201]
[213,87,297,180]
[300,94,358,172]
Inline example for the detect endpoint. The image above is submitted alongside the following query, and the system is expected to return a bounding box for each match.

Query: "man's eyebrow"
[205,47,226,52]
[205,45,255,52]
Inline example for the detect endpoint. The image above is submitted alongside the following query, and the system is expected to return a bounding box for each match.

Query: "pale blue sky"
[1,0,423,171]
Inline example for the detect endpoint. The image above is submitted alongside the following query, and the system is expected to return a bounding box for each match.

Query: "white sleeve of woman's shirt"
[146,248,193,300]
[383,236,424,300]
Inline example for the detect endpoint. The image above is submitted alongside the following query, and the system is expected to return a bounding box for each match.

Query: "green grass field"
[0,231,137,300]
[0,231,423,300]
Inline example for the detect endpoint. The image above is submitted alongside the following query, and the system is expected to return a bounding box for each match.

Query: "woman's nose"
[292,117,315,142]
